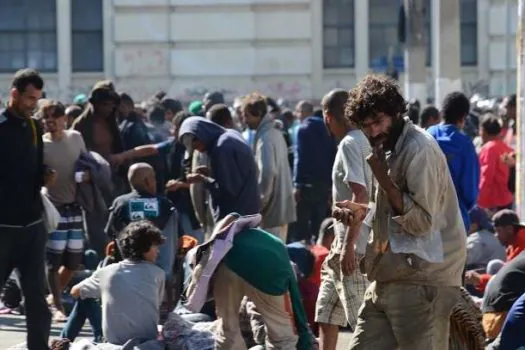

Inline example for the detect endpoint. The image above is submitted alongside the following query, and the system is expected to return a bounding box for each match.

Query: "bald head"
[295,100,314,121]
[128,163,156,194]
[322,89,349,121]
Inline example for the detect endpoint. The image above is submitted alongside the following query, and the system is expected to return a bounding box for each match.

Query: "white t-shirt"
[331,129,373,254]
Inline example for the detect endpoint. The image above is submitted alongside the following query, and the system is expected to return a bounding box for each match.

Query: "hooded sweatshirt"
[427,124,480,231]
[178,117,261,221]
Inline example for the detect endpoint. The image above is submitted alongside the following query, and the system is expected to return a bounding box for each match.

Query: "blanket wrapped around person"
[185,213,313,350]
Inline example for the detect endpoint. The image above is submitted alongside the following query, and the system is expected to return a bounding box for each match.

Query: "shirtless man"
[72,81,122,163]
[72,81,124,256]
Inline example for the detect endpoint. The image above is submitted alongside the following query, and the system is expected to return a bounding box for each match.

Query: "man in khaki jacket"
[334,75,466,350]
[240,92,296,242]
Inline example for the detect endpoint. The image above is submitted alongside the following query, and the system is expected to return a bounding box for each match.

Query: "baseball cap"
[188,100,203,115]
[73,94,88,105]
[492,209,525,228]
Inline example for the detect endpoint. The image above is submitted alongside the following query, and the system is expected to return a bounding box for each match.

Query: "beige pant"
[349,282,460,350]
[213,264,298,350]
[264,224,288,243]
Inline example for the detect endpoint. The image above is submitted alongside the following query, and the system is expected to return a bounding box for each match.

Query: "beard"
[384,116,406,151]
[366,116,406,151]
[369,133,388,147]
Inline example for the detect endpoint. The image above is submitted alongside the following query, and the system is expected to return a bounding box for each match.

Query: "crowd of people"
[0,67,523,350]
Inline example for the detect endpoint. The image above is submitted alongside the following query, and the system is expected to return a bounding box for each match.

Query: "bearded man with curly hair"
[334,75,466,350]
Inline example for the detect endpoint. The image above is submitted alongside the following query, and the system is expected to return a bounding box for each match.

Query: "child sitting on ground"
[70,221,166,345]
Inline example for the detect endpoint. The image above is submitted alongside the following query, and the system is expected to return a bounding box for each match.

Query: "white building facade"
[0,0,517,103]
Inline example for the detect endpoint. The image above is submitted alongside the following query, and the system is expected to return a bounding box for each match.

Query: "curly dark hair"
[117,221,165,261]
[242,92,268,118]
[345,74,407,126]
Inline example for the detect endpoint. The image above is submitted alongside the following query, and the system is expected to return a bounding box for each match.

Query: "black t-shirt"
[104,190,175,240]
[482,251,525,313]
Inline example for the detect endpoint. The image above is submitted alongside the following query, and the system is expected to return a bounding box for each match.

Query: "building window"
[71,0,103,72]
[323,0,355,69]
[426,0,477,66]
[0,0,57,73]
[369,0,402,71]
[460,0,477,66]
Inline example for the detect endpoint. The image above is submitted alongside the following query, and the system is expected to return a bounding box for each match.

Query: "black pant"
[0,222,51,350]
[293,183,330,242]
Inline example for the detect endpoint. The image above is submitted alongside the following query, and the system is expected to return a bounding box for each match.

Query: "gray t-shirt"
[466,229,507,268]
[43,130,86,205]
[78,260,165,345]
[331,129,373,254]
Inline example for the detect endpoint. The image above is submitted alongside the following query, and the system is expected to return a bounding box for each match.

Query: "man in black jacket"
[0,69,52,350]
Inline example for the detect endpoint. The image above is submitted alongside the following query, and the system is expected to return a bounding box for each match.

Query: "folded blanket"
[184,213,262,312]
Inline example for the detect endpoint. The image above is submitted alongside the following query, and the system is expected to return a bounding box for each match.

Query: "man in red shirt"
[466,210,525,292]
[478,113,513,211]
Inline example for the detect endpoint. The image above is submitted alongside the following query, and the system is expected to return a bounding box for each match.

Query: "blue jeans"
[156,213,177,281]
[60,298,103,342]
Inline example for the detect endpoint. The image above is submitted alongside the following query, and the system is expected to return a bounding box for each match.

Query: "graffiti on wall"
[171,80,309,102]
[116,48,169,77]
[0,79,310,105]
[425,77,491,101]
[462,79,490,97]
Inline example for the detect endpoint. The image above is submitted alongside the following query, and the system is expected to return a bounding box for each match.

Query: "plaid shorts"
[315,250,369,328]
[46,203,84,270]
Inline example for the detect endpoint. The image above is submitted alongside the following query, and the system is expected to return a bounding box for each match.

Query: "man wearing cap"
[465,209,525,292]
[186,100,201,116]
[72,81,122,163]
[465,206,506,271]
[72,81,125,258]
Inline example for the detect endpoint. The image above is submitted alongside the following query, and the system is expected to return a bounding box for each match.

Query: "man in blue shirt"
[427,92,480,232]
[292,100,337,243]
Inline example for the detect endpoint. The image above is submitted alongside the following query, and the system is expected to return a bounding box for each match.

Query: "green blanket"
[223,228,312,350]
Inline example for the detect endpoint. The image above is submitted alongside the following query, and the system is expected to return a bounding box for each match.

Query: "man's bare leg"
[58,266,75,291]
[47,266,67,321]
[47,266,75,306]
[319,323,339,350]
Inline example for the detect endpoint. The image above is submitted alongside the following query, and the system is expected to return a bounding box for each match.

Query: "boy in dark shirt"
[105,163,177,308]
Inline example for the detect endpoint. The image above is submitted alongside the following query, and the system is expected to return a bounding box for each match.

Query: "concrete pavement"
[0,313,353,349]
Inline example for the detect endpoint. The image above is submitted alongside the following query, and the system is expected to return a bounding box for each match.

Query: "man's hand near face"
[366,147,404,215]
[366,146,390,188]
